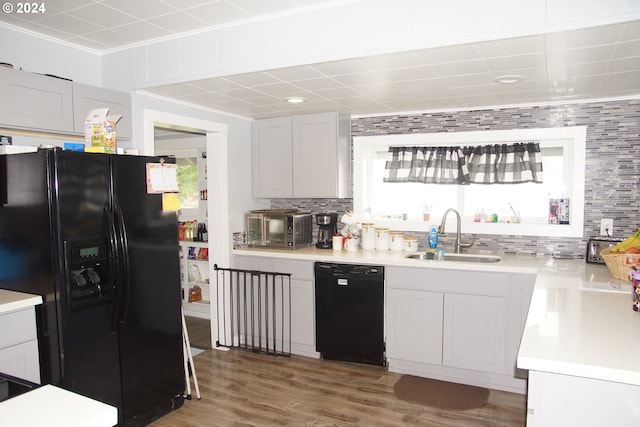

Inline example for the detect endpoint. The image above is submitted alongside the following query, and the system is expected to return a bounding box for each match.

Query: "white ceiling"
[1,1,639,119]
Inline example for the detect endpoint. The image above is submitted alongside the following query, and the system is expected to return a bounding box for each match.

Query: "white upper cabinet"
[252,117,293,198]
[252,112,351,198]
[0,67,132,139]
[0,66,74,133]
[72,83,132,140]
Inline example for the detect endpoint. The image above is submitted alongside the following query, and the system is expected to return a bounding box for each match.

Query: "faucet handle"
[460,237,475,249]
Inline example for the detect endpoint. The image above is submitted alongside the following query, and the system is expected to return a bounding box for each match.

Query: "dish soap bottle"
[428,226,438,249]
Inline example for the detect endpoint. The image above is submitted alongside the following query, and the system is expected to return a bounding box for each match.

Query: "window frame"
[353,126,587,238]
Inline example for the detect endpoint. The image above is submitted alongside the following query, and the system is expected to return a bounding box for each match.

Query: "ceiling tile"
[34,13,101,36]
[222,72,283,87]
[265,66,329,81]
[189,78,243,91]
[66,3,138,28]
[100,0,177,19]
[484,53,546,72]
[546,45,616,65]
[227,0,298,16]
[475,35,546,58]
[147,12,210,33]
[428,60,489,78]
[110,21,171,44]
[183,1,250,26]
[545,25,624,50]
[290,77,345,91]
[309,59,370,76]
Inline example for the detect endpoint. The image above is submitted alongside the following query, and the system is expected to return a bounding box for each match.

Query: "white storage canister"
[375,226,390,250]
[403,235,418,252]
[361,222,376,250]
[390,231,404,251]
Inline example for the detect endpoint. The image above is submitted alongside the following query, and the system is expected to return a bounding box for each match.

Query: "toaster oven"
[245,209,313,249]
[586,236,623,264]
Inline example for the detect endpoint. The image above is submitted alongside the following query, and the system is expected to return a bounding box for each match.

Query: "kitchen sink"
[405,253,501,263]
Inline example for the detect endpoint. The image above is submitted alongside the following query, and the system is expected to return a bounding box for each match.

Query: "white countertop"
[0,385,117,427]
[234,246,541,273]
[234,246,640,386]
[0,289,42,315]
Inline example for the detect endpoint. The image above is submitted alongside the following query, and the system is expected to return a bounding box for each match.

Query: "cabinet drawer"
[272,259,313,280]
[387,266,508,296]
[0,339,40,383]
[0,308,37,349]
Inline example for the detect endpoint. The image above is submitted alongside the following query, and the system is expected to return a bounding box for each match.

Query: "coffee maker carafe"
[316,213,338,249]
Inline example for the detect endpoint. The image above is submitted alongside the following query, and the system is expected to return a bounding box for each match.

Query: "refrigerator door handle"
[105,205,120,333]
[114,203,131,327]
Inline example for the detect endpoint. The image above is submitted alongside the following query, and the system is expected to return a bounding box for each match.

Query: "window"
[354,127,586,237]
[176,156,199,210]
[155,130,207,218]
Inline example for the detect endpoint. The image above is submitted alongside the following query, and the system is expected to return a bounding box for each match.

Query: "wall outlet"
[600,218,613,236]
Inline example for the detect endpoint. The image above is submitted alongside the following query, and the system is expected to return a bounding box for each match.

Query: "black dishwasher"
[314,262,385,366]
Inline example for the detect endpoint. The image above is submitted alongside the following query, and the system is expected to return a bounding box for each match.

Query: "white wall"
[101,0,640,91]
[0,26,101,86]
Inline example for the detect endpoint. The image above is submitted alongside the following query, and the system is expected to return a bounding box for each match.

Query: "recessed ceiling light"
[286,97,305,104]
[494,75,523,84]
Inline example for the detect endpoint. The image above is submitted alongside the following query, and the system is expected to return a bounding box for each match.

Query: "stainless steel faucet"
[437,208,475,253]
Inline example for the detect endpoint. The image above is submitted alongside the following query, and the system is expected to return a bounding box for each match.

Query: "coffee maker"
[316,213,338,249]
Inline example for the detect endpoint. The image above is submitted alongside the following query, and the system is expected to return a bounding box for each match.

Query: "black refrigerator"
[0,148,184,426]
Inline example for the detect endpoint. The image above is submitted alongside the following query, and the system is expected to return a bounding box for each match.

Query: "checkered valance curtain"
[384,142,543,185]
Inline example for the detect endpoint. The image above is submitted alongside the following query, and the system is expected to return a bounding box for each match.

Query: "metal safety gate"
[214,265,291,357]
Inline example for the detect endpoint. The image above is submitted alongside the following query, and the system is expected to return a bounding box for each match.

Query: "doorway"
[143,109,229,349]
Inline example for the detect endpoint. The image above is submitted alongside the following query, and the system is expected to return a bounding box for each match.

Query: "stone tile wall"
[272,99,640,257]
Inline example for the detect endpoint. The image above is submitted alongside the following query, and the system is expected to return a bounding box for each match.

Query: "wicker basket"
[600,247,640,280]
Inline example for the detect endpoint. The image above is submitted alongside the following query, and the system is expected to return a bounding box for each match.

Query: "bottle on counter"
[428,227,439,249]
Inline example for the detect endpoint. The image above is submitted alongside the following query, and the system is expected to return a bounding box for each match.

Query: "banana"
[611,227,640,253]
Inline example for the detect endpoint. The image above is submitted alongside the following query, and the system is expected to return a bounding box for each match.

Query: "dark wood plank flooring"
[149,348,526,426]
[185,315,212,350]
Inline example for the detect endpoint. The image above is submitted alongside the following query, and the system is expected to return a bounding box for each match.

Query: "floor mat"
[393,375,490,410]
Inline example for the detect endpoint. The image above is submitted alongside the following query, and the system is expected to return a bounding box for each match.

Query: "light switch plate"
[600,218,613,236]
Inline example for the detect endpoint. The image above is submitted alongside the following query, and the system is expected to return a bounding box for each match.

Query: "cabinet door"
[387,288,443,365]
[272,259,314,347]
[290,279,315,346]
[252,117,292,197]
[0,67,73,132]
[73,83,132,139]
[443,293,507,374]
[292,112,339,198]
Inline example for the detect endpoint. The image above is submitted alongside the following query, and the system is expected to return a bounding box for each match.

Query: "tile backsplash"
[272,99,640,257]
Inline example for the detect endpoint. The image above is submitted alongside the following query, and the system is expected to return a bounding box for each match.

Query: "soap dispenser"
[428,226,439,249]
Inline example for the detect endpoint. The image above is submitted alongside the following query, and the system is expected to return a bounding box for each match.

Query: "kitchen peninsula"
[233,246,640,425]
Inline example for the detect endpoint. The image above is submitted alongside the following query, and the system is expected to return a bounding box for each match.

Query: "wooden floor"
[149,348,526,427]
[185,316,212,350]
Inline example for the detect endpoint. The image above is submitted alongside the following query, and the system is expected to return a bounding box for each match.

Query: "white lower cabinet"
[0,307,40,383]
[386,289,443,365]
[386,266,532,393]
[233,256,318,358]
[526,370,640,427]
[443,293,506,374]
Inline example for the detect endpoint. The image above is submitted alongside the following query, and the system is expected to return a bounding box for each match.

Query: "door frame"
[143,109,229,348]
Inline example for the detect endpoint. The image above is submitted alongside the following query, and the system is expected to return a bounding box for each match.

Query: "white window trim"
[353,126,586,238]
